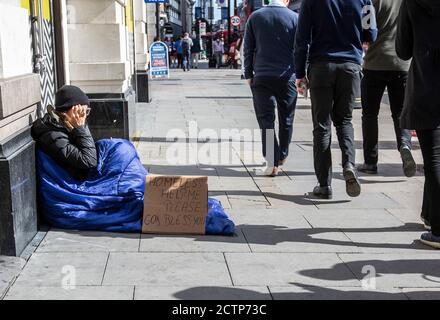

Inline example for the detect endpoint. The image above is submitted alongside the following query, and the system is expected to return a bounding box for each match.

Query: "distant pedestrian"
[236,34,245,79]
[244,0,299,177]
[191,36,201,69]
[164,37,173,67]
[170,39,178,68]
[295,0,378,199]
[212,38,224,69]
[181,32,193,72]
[176,37,183,69]
[228,36,239,69]
[359,0,416,178]
[396,0,440,248]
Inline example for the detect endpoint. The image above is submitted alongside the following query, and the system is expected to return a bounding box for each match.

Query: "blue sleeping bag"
[37,139,235,235]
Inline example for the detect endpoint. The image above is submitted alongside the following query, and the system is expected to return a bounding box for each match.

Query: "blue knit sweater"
[294,0,378,79]
[244,6,299,80]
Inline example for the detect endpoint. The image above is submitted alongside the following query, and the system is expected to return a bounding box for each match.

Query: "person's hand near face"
[60,105,88,130]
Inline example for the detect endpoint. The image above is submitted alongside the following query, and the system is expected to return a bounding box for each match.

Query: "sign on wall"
[231,15,241,27]
[199,22,207,36]
[149,42,169,79]
[221,7,229,20]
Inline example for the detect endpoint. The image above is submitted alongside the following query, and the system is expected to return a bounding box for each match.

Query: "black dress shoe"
[312,186,333,200]
[400,146,416,177]
[343,164,361,197]
[357,163,378,174]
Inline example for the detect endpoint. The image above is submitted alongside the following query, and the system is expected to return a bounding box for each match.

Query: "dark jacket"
[191,38,201,54]
[363,0,410,71]
[396,0,440,130]
[295,0,378,79]
[244,5,298,80]
[31,114,98,180]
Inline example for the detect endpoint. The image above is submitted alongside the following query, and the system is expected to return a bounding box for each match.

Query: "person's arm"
[243,17,256,80]
[294,0,312,80]
[43,126,97,170]
[361,0,378,43]
[53,105,97,170]
[396,0,413,61]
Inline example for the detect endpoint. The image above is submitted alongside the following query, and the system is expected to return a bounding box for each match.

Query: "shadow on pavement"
[227,223,429,251]
[299,259,440,284]
[172,284,414,300]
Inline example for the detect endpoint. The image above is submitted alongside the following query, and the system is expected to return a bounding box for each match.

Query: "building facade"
[0,0,160,256]
[166,0,193,38]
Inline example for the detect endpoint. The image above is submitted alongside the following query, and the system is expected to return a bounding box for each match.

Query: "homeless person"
[31,85,235,235]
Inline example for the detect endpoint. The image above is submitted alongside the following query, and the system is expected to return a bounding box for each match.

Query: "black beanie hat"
[55,85,89,111]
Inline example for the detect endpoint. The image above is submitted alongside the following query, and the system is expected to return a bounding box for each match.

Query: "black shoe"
[343,164,361,197]
[357,163,378,174]
[400,146,416,177]
[421,232,440,249]
[312,186,333,200]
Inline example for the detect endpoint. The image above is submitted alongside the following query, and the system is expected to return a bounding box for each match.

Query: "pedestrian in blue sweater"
[294,0,378,199]
[244,0,299,177]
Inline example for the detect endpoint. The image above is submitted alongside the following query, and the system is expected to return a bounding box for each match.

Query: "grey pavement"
[2,67,439,300]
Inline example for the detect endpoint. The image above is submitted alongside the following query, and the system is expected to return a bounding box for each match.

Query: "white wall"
[0,3,32,79]
[66,0,131,93]
[134,0,148,70]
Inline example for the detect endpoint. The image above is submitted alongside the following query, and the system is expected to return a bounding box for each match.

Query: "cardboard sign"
[142,175,208,235]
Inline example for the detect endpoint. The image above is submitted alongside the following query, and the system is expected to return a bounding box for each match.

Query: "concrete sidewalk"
[2,68,439,300]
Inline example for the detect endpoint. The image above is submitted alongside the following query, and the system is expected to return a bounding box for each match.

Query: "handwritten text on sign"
[142,175,208,235]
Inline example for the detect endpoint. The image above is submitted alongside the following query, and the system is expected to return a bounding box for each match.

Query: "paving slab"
[403,288,440,300]
[0,256,26,298]
[135,286,271,300]
[338,253,440,288]
[270,285,407,300]
[36,230,140,253]
[242,228,361,253]
[386,208,423,224]
[227,194,270,208]
[384,191,423,211]
[225,253,361,287]
[13,252,108,287]
[303,209,404,229]
[103,253,232,286]
[344,231,434,253]
[229,208,314,229]
[139,232,250,253]
[311,192,402,209]
[5,285,134,300]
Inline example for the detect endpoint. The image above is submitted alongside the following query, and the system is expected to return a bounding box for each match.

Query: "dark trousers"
[183,51,191,70]
[418,128,440,236]
[251,76,298,166]
[361,70,412,165]
[309,62,360,187]
[177,54,183,68]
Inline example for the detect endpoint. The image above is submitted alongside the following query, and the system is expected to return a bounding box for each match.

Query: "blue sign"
[144,0,168,3]
[221,7,229,20]
[150,42,169,79]
[195,7,202,20]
